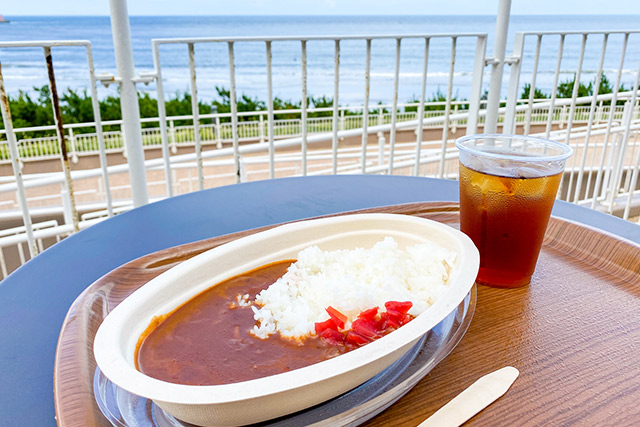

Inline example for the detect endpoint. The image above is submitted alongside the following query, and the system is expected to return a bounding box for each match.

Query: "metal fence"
[3,102,638,163]
[0,20,639,278]
[503,30,640,219]
[148,32,488,194]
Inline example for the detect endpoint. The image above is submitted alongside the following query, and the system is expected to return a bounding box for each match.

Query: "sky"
[2,0,640,16]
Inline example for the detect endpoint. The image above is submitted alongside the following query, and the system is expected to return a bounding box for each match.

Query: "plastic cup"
[455,134,573,288]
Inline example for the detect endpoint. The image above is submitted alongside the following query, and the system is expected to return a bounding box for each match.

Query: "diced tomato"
[381,311,402,329]
[357,307,379,321]
[345,330,370,346]
[376,312,389,330]
[351,318,380,339]
[384,301,413,315]
[317,302,414,347]
[396,314,412,326]
[314,318,337,335]
[326,306,348,329]
[319,327,345,345]
[385,309,401,320]
[383,301,413,328]
[378,311,390,327]
[357,307,388,331]
[385,312,412,328]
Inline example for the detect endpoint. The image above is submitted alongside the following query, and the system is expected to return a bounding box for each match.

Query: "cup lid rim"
[455,133,574,162]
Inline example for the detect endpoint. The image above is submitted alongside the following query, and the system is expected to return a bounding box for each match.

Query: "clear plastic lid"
[455,134,574,178]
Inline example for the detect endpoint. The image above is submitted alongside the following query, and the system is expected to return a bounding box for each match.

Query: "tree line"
[0,86,344,138]
[0,74,629,138]
[521,74,628,101]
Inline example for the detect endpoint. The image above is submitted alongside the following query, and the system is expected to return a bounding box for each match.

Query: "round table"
[1,175,639,426]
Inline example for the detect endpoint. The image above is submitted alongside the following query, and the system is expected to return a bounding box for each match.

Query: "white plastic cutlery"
[418,366,519,427]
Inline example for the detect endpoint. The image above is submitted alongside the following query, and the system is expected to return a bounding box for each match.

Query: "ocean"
[1,15,639,105]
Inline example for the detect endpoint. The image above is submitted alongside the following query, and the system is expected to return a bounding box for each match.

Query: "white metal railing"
[149,33,488,193]
[0,22,639,279]
[0,40,114,231]
[503,29,640,220]
[0,219,60,277]
[1,92,637,198]
[4,102,637,163]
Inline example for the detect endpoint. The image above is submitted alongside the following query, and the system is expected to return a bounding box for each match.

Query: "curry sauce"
[135,260,351,386]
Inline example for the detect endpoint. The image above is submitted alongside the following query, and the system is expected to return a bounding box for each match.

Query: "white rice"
[250,237,457,339]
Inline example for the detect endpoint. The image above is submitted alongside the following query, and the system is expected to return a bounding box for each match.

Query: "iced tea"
[459,163,562,287]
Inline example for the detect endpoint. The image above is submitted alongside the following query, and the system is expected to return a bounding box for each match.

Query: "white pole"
[485,0,512,134]
[151,41,174,198]
[265,41,275,178]
[466,35,487,135]
[109,0,149,207]
[331,40,340,174]
[300,40,308,176]
[388,38,401,174]
[361,39,371,173]
[85,44,114,215]
[0,63,38,258]
[187,43,204,190]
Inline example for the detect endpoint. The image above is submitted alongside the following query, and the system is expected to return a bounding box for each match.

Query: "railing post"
[466,35,487,135]
[215,115,222,149]
[413,37,429,176]
[0,250,8,280]
[227,41,242,183]
[620,66,640,218]
[485,0,512,134]
[44,47,80,232]
[377,132,386,166]
[504,32,525,134]
[0,62,38,259]
[187,43,204,191]
[265,40,276,178]
[187,168,193,193]
[171,169,178,196]
[606,100,633,212]
[109,0,149,207]
[259,114,265,143]
[121,128,128,158]
[239,156,247,182]
[86,43,114,216]
[61,188,74,227]
[452,104,458,133]
[97,177,104,199]
[169,120,177,153]
[151,40,173,198]
[597,100,604,124]
[361,38,372,174]
[68,128,78,163]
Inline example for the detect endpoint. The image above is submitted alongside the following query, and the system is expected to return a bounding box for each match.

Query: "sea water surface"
[1,15,639,105]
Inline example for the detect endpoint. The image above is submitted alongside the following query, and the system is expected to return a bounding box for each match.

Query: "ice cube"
[470,172,512,195]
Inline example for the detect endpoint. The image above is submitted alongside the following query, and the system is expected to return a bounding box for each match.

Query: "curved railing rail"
[2,101,637,163]
[0,28,639,279]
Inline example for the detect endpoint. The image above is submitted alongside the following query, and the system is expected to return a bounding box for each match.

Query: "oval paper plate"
[94,213,479,426]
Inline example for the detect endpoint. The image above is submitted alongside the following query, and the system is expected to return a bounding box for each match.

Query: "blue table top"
[1,175,638,425]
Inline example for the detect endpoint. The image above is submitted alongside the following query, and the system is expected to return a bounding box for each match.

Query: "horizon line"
[4,13,640,17]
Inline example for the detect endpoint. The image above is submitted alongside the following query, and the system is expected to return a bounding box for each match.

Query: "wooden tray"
[54,202,640,426]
